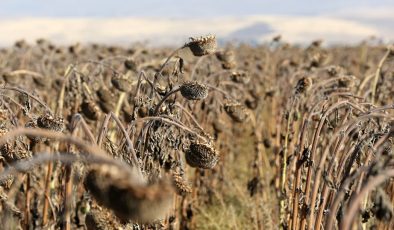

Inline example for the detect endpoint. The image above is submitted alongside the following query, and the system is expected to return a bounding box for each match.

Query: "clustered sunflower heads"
[230,71,250,84]
[84,164,174,223]
[185,35,217,57]
[180,81,209,100]
[224,102,249,123]
[294,77,312,94]
[185,142,219,169]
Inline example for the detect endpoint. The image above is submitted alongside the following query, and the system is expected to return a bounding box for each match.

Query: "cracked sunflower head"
[180,81,209,100]
[185,35,217,57]
[185,142,219,169]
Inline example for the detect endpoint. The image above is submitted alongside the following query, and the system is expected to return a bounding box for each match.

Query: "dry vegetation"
[0,35,394,230]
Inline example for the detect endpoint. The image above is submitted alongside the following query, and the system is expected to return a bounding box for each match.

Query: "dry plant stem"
[341,169,394,230]
[115,93,127,118]
[55,65,73,115]
[353,134,390,227]
[204,70,236,86]
[131,71,151,118]
[1,93,26,110]
[24,173,31,230]
[8,69,44,78]
[85,60,120,75]
[174,102,205,134]
[63,164,72,230]
[0,128,121,228]
[96,112,141,174]
[108,112,140,171]
[253,121,272,174]
[82,82,93,96]
[279,97,296,228]
[355,135,390,195]
[324,166,366,230]
[1,86,52,113]
[110,92,126,141]
[156,48,182,77]
[0,153,133,186]
[0,128,113,159]
[45,193,57,225]
[313,109,352,230]
[71,114,96,143]
[306,76,359,105]
[153,86,181,115]
[97,113,111,146]
[139,116,208,142]
[371,49,390,104]
[308,113,394,228]
[206,85,236,99]
[219,81,246,94]
[358,73,374,94]
[42,113,90,228]
[62,115,96,230]
[190,56,207,80]
[0,97,20,125]
[291,117,309,230]
[151,47,182,97]
[308,114,378,226]
[42,146,52,227]
[302,100,351,228]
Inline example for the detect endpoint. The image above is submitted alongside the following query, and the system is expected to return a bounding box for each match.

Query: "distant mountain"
[226,22,274,44]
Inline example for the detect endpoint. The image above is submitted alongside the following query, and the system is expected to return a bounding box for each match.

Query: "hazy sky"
[1,0,393,18]
[0,1,393,46]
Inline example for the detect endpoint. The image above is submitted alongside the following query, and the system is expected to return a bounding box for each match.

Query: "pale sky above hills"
[0,0,393,46]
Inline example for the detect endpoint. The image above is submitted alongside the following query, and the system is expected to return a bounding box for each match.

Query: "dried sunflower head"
[185,35,217,57]
[111,75,132,92]
[0,174,14,189]
[37,113,64,132]
[81,99,100,121]
[180,81,209,100]
[1,126,32,162]
[216,49,236,69]
[224,102,249,123]
[212,119,226,134]
[124,58,137,71]
[172,173,191,196]
[387,45,394,56]
[230,71,250,84]
[25,114,63,143]
[371,188,393,222]
[185,142,219,169]
[295,77,312,94]
[96,88,113,103]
